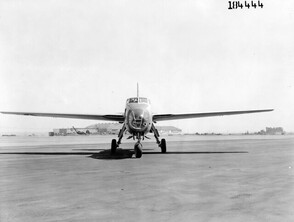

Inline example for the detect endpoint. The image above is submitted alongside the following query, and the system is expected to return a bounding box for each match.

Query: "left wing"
[153,109,273,122]
[0,111,125,122]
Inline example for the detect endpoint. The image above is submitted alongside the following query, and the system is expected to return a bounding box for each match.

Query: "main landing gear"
[151,123,167,153]
[111,124,126,155]
[111,139,118,155]
[160,138,166,153]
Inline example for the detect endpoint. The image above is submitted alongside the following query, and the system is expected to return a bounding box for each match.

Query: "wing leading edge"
[0,111,125,122]
[1,109,273,122]
[153,109,274,122]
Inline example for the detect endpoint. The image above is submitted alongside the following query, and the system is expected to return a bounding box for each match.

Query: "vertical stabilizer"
[137,83,139,99]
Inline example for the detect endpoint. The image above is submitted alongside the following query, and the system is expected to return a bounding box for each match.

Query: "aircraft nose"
[129,109,149,130]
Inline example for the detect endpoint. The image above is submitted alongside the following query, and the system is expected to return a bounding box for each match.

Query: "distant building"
[53,127,97,136]
[257,127,285,135]
[156,126,182,135]
[265,127,285,135]
[87,123,122,134]
[51,123,182,136]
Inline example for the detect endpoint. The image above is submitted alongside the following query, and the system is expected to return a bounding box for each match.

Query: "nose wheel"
[134,142,142,158]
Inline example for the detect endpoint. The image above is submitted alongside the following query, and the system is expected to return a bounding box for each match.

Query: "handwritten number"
[229,1,263,10]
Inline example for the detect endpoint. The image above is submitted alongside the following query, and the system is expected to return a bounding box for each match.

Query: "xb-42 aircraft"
[1,85,273,158]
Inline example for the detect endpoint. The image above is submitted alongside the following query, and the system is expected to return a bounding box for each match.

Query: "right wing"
[153,109,274,122]
[0,111,125,122]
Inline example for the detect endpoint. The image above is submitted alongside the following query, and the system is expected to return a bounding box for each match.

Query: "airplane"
[0,84,273,158]
[72,126,90,135]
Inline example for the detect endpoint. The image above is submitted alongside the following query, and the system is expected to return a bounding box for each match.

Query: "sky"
[0,0,293,134]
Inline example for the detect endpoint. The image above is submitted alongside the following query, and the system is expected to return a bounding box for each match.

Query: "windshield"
[128,98,138,103]
[139,98,148,103]
[127,97,149,104]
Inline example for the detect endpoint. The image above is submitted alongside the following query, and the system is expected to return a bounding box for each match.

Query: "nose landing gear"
[134,142,142,158]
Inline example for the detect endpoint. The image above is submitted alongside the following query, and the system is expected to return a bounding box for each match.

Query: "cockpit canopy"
[126,97,150,104]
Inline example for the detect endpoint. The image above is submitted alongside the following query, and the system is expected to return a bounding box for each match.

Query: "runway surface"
[0,135,293,221]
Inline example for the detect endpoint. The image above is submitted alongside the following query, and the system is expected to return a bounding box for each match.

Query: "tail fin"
[137,83,139,98]
[72,126,77,133]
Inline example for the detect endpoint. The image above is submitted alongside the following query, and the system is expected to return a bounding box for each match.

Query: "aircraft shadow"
[144,151,248,154]
[0,152,96,155]
[90,149,134,160]
[90,149,248,160]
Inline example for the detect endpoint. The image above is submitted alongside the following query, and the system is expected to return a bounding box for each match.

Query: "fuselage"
[124,97,152,135]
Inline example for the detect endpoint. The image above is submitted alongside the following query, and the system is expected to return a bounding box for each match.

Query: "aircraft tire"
[160,139,166,153]
[111,139,117,155]
[134,143,142,158]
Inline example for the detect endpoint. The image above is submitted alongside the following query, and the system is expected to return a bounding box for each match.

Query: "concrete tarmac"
[0,135,293,222]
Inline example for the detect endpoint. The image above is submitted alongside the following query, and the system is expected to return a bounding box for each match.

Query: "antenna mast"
[137,83,139,99]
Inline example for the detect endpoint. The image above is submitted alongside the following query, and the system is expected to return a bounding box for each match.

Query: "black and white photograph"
[0,0,293,221]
